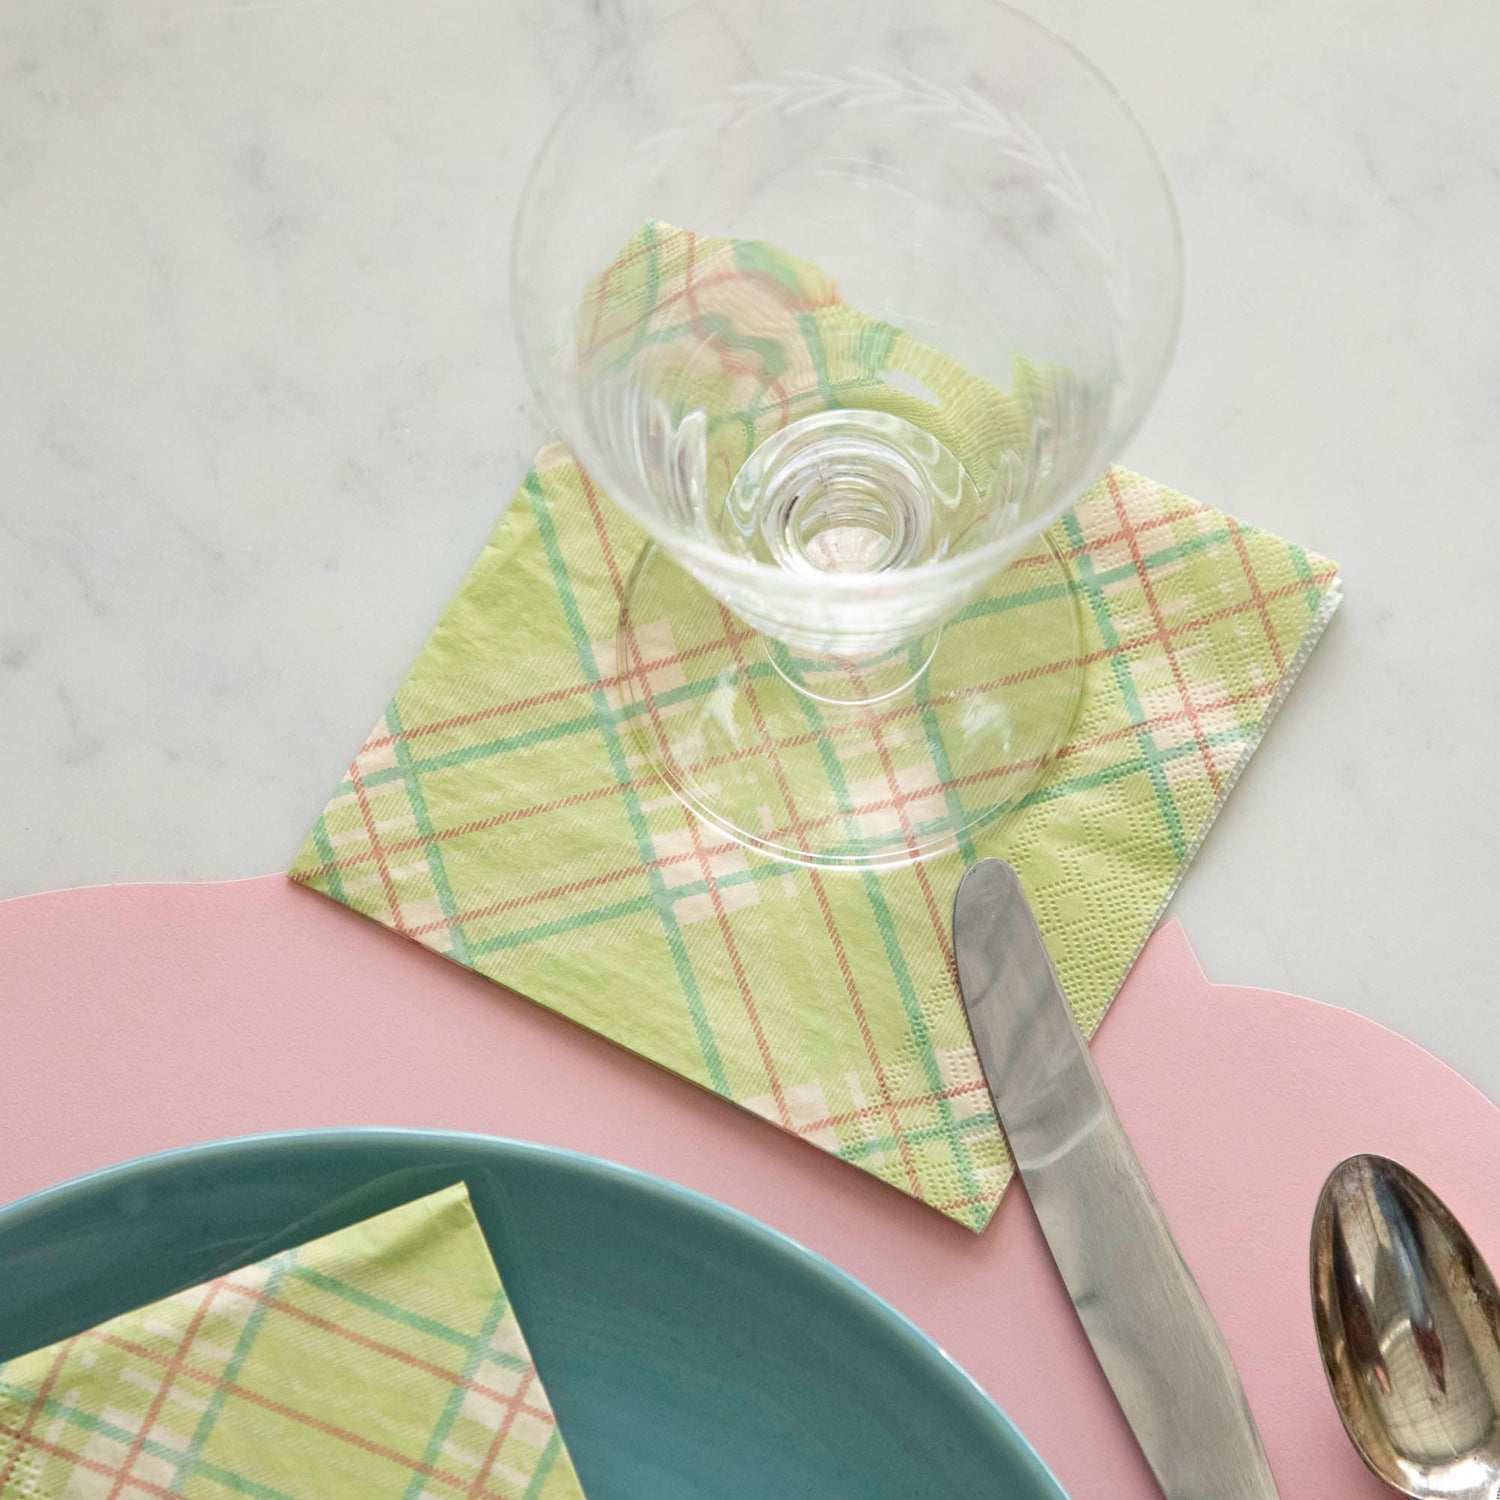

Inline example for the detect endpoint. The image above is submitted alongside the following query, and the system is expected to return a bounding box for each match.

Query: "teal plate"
[0,1130,1065,1498]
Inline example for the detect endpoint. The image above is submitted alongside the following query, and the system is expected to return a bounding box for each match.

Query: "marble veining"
[2,1,1500,1094]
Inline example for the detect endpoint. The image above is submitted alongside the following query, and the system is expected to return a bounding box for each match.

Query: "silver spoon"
[1311,1154,1500,1498]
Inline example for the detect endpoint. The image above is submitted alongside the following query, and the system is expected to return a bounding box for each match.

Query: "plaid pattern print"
[291,227,1341,1231]
[0,1186,585,1500]
[575,222,1047,504]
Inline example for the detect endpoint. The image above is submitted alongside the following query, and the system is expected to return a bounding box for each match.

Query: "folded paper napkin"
[0,1185,585,1499]
[291,225,1341,1231]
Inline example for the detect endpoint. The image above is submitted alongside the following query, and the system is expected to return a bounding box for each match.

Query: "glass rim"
[509,0,1185,598]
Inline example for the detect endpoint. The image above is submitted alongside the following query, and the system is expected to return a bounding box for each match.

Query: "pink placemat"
[6,874,1498,1498]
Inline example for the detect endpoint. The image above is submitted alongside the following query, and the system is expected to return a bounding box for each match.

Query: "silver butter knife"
[954,859,1279,1499]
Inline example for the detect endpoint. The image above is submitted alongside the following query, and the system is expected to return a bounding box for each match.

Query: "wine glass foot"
[616,536,1084,869]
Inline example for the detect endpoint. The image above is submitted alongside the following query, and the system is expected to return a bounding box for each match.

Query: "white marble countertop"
[3,1,1499,1099]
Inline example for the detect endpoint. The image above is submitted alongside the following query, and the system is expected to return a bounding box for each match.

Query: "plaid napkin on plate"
[0,1185,584,1499]
[291,225,1341,1231]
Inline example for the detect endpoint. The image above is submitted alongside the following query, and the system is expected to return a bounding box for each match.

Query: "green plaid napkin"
[0,1185,584,1500]
[291,227,1341,1232]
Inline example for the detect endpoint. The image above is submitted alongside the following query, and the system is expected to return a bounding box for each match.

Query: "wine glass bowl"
[512,0,1182,867]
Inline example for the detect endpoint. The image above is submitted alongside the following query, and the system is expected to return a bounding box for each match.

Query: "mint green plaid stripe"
[386,700,473,965]
[526,472,731,1094]
[289,1263,480,1350]
[171,1248,297,1492]
[1065,510,1190,862]
[403,1289,510,1500]
[524,1429,569,1500]
[781,682,984,1201]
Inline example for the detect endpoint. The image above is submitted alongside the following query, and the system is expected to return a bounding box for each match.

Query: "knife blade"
[953,859,1279,1499]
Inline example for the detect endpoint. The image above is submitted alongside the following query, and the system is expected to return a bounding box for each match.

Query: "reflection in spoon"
[1311,1154,1500,1498]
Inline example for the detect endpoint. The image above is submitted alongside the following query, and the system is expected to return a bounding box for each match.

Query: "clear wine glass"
[512,0,1182,868]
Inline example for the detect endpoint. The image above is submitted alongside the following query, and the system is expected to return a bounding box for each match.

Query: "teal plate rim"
[0,1127,1066,1496]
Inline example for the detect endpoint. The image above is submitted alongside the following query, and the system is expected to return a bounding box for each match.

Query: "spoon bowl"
[1311,1154,1500,1499]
